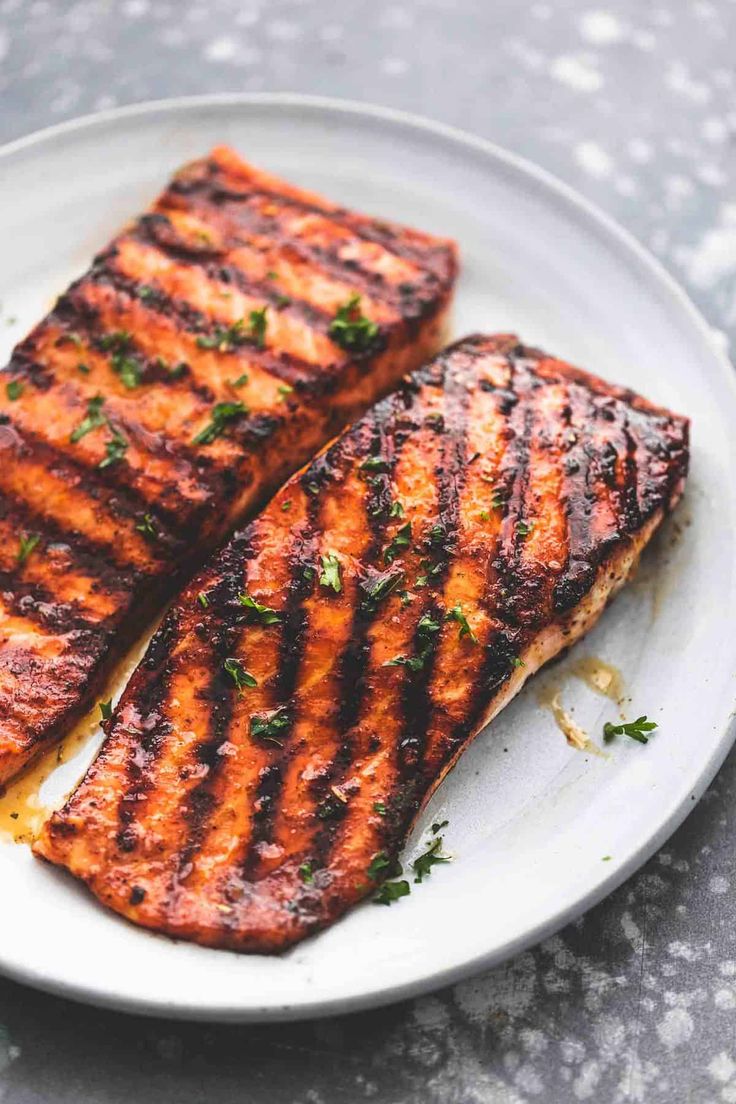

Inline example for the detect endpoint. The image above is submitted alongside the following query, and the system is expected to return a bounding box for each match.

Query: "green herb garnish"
[446,604,478,644]
[360,455,390,473]
[384,522,412,564]
[367,852,392,880]
[298,861,314,884]
[360,569,404,613]
[99,699,113,721]
[229,372,249,389]
[17,532,40,566]
[390,500,405,519]
[281,499,292,512]
[603,716,658,745]
[319,552,342,594]
[5,380,23,401]
[373,801,387,817]
[197,591,209,609]
[135,513,157,541]
[250,707,290,747]
[516,520,534,538]
[196,309,268,352]
[329,293,379,353]
[224,657,258,693]
[385,611,440,671]
[277,383,294,400]
[373,880,410,906]
[192,400,247,445]
[412,836,451,883]
[98,426,128,469]
[70,395,106,443]
[238,592,282,625]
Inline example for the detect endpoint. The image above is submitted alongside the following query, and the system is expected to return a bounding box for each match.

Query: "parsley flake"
[250,707,290,746]
[384,522,412,564]
[298,861,315,884]
[446,604,478,644]
[6,379,23,401]
[373,879,410,906]
[603,715,658,745]
[223,657,257,693]
[197,591,209,609]
[319,552,342,593]
[329,293,379,353]
[99,699,113,721]
[373,801,387,817]
[367,852,392,880]
[238,592,282,625]
[412,836,451,883]
[17,532,40,566]
[98,426,128,469]
[70,395,106,443]
[135,513,157,541]
[192,400,247,446]
[516,520,534,538]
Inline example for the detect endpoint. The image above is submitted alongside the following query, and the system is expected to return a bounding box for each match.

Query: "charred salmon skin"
[35,334,689,951]
[0,145,456,785]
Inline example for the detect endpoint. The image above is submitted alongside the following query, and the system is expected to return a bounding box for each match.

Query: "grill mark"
[398,356,470,777]
[170,531,255,894]
[114,609,181,853]
[552,384,605,615]
[166,172,445,292]
[305,403,408,868]
[93,257,336,393]
[1,409,195,548]
[0,482,143,594]
[239,494,322,880]
[0,570,115,637]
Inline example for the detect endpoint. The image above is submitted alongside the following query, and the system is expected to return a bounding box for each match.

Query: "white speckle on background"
[204,36,238,62]
[578,11,624,45]
[620,912,645,954]
[379,6,414,29]
[122,0,148,15]
[382,57,408,76]
[714,987,736,1009]
[665,61,712,103]
[631,28,656,51]
[702,117,728,144]
[266,20,301,41]
[656,1007,694,1049]
[697,164,727,188]
[709,1053,736,1084]
[628,138,653,163]
[709,875,730,895]
[573,1059,601,1099]
[550,53,603,92]
[574,141,613,178]
[667,941,701,962]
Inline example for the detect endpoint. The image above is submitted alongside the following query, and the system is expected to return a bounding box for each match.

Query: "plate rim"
[1,91,735,1023]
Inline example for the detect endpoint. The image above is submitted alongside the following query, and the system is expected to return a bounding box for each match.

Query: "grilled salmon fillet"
[0,145,456,785]
[35,334,689,951]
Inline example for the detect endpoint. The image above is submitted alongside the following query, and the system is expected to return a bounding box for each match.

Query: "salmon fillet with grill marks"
[0,145,456,785]
[35,334,689,952]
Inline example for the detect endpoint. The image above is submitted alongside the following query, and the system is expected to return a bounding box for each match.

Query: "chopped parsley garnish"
[137,285,155,300]
[479,510,490,522]
[384,522,412,564]
[390,500,405,518]
[490,488,506,510]
[516,520,534,538]
[223,657,257,693]
[77,363,91,375]
[229,372,249,389]
[274,294,292,308]
[360,455,390,473]
[603,715,658,745]
[360,569,404,613]
[99,699,113,721]
[385,611,440,671]
[412,836,451,883]
[248,307,268,347]
[192,400,247,446]
[6,379,23,401]
[238,592,282,625]
[512,657,526,669]
[319,552,342,593]
[17,532,40,566]
[197,591,209,609]
[373,801,387,817]
[277,383,294,400]
[98,330,132,353]
[70,395,106,443]
[196,309,268,352]
[373,879,410,906]
[329,293,379,353]
[168,361,188,380]
[98,426,129,469]
[431,819,449,834]
[367,852,392,880]
[446,604,478,644]
[427,523,446,548]
[298,861,314,884]
[135,513,157,541]
[266,271,279,281]
[250,707,290,746]
[281,499,292,512]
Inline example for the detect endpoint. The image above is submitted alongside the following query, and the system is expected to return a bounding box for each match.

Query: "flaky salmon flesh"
[0,145,457,785]
[35,334,689,952]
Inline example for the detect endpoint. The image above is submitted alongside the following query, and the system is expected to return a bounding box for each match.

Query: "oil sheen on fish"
[0,145,457,785]
[35,334,689,952]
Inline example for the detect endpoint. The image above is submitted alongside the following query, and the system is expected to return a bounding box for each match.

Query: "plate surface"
[1,94,735,1023]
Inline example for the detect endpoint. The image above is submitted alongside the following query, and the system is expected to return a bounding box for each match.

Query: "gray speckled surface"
[1,1,735,1101]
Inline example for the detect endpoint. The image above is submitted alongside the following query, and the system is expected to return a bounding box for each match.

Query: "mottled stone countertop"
[1,1,735,1101]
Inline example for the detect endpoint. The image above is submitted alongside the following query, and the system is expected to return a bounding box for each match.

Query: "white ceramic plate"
[0,94,734,1023]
